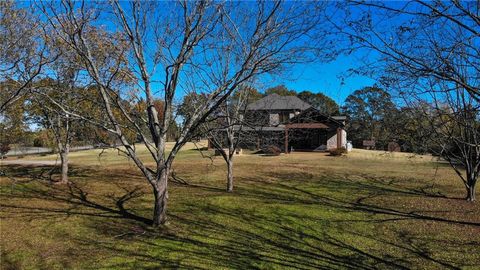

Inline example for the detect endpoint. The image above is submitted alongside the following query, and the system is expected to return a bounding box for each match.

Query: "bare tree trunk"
[59,143,69,184]
[466,178,477,202]
[152,169,169,226]
[466,186,476,201]
[226,157,233,192]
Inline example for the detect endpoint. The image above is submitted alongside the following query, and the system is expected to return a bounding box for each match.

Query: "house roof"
[288,107,346,128]
[246,94,312,111]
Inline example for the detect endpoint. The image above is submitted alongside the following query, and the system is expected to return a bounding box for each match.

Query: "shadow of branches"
[1,165,479,269]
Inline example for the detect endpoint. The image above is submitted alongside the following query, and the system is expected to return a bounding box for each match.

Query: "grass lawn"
[1,144,479,269]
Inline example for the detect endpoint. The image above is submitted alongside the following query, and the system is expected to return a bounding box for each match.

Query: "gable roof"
[246,94,312,111]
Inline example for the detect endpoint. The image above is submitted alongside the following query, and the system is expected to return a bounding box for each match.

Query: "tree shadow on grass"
[0,165,152,225]
[1,164,97,184]
[69,200,477,269]
[248,172,480,227]
[61,173,479,269]
[70,208,406,269]
[2,165,479,269]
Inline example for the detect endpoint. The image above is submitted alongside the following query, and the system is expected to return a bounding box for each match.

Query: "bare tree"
[430,88,479,201]
[336,1,480,200]
[26,14,109,184]
[39,0,324,226]
[335,1,479,99]
[205,85,256,192]
[29,79,79,184]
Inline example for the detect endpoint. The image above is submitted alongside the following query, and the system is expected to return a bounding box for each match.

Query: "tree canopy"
[297,91,339,115]
[342,86,397,149]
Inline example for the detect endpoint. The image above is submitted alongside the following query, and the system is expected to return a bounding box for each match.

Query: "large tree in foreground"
[40,0,327,226]
[337,0,480,200]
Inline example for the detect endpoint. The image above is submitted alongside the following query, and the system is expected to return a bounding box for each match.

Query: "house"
[219,94,347,153]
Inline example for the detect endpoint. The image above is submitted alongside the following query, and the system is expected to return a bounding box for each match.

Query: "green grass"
[1,145,479,269]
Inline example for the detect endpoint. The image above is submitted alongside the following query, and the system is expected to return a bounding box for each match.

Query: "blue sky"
[109,1,379,107]
[32,1,378,106]
[273,56,377,106]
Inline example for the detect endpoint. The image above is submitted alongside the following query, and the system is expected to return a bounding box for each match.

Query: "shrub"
[387,142,401,152]
[0,144,11,158]
[33,137,44,147]
[262,145,282,156]
[329,147,347,156]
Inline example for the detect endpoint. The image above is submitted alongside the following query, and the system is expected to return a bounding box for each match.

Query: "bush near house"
[262,145,282,156]
[329,147,347,156]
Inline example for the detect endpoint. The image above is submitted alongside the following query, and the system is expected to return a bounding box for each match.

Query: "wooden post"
[285,127,289,154]
[337,128,342,149]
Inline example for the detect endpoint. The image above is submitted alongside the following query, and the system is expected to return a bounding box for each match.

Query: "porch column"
[285,127,289,154]
[337,128,342,149]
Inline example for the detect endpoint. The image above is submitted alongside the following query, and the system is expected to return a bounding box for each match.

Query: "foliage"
[134,98,179,141]
[387,142,401,152]
[32,137,44,147]
[0,2,51,112]
[297,90,339,115]
[0,83,27,145]
[264,85,296,96]
[0,143,11,157]
[177,93,209,127]
[392,105,438,154]
[342,86,398,149]
[329,147,347,156]
[232,86,263,104]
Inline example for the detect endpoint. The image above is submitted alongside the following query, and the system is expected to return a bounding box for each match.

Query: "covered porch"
[284,123,344,153]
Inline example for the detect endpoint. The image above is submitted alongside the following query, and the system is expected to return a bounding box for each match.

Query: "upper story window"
[279,112,290,123]
[269,113,279,126]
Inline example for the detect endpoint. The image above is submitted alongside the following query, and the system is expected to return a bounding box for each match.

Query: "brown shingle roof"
[246,94,312,111]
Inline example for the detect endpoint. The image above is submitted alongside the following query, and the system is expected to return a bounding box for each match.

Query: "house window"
[279,112,290,123]
[269,113,279,125]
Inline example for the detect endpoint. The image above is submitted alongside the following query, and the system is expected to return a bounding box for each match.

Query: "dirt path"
[0,159,61,166]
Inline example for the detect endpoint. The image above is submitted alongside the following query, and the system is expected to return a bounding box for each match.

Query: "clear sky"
[271,56,377,106]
